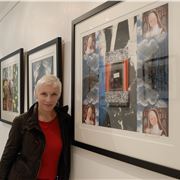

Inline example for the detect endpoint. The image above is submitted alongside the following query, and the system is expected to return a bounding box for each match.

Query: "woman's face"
[87,36,93,48]
[3,80,8,87]
[148,12,158,28]
[36,83,60,113]
[87,107,93,119]
[148,111,158,126]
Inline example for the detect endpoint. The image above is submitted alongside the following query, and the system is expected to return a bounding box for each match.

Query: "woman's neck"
[38,109,57,122]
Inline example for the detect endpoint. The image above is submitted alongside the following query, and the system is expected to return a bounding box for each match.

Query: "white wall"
[0,2,175,179]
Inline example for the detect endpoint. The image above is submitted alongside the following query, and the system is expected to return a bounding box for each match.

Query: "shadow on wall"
[70,146,173,180]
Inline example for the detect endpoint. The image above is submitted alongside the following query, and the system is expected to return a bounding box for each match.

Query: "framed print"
[27,37,62,109]
[0,48,24,125]
[71,1,180,178]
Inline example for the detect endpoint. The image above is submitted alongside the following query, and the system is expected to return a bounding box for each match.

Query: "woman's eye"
[52,93,58,96]
[41,92,47,96]
[39,92,58,97]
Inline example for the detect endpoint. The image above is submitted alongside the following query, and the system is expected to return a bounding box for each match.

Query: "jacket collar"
[25,102,69,131]
[25,103,40,131]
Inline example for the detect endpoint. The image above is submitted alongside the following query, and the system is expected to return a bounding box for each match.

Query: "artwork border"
[71,1,180,178]
[0,48,24,125]
[27,37,62,109]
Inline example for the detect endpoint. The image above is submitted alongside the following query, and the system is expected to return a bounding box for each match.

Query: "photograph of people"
[137,4,169,129]
[141,5,168,59]
[83,34,95,55]
[82,33,99,109]
[143,109,168,136]
[0,74,72,180]
[2,65,17,112]
[83,104,96,125]
[138,4,168,60]
[144,10,166,39]
[142,5,168,101]
[2,78,13,111]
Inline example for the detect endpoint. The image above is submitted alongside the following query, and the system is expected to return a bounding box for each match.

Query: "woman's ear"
[34,90,37,100]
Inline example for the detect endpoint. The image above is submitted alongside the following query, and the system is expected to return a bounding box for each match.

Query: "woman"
[84,104,96,125]
[144,109,167,136]
[84,34,95,55]
[0,74,72,180]
[145,10,166,39]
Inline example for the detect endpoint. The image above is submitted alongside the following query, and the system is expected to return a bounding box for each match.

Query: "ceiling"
[0,1,10,12]
[0,1,18,22]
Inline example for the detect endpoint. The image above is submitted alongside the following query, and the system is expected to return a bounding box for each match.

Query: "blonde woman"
[144,109,167,136]
[0,74,72,180]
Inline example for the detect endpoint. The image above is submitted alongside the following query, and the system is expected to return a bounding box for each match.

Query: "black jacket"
[0,103,72,180]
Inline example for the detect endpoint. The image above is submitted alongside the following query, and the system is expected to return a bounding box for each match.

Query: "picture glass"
[81,3,168,135]
[1,52,22,123]
[2,64,19,112]
[73,1,180,173]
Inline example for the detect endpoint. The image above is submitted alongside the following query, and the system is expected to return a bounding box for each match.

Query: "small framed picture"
[27,37,62,109]
[0,48,24,125]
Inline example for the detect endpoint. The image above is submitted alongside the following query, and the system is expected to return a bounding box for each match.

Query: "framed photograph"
[0,48,24,125]
[27,37,62,109]
[72,1,180,178]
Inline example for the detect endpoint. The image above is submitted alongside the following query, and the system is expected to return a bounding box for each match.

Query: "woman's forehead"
[38,83,59,91]
[149,111,156,116]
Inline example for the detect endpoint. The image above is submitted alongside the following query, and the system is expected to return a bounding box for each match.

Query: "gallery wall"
[0,1,176,179]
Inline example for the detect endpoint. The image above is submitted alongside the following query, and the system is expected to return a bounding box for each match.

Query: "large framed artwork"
[0,48,24,125]
[27,37,62,109]
[72,1,180,178]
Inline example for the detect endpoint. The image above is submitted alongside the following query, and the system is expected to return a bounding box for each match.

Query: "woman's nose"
[46,95,52,101]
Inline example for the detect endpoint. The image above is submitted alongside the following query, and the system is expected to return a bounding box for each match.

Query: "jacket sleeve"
[57,108,72,180]
[0,117,23,179]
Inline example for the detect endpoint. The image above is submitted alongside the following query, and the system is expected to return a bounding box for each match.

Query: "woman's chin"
[41,105,54,112]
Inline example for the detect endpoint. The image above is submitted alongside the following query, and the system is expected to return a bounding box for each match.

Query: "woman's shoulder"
[55,105,70,115]
[59,105,69,113]
[12,112,29,125]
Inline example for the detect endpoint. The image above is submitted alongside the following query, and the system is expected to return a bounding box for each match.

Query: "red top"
[37,117,62,180]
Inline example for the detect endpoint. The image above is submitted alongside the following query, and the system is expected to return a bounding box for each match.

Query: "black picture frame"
[0,48,24,125]
[27,37,62,109]
[71,1,180,179]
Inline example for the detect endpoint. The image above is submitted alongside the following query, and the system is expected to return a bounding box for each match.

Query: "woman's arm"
[0,117,23,179]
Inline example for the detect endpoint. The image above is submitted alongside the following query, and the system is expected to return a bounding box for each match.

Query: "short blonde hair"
[34,74,62,99]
